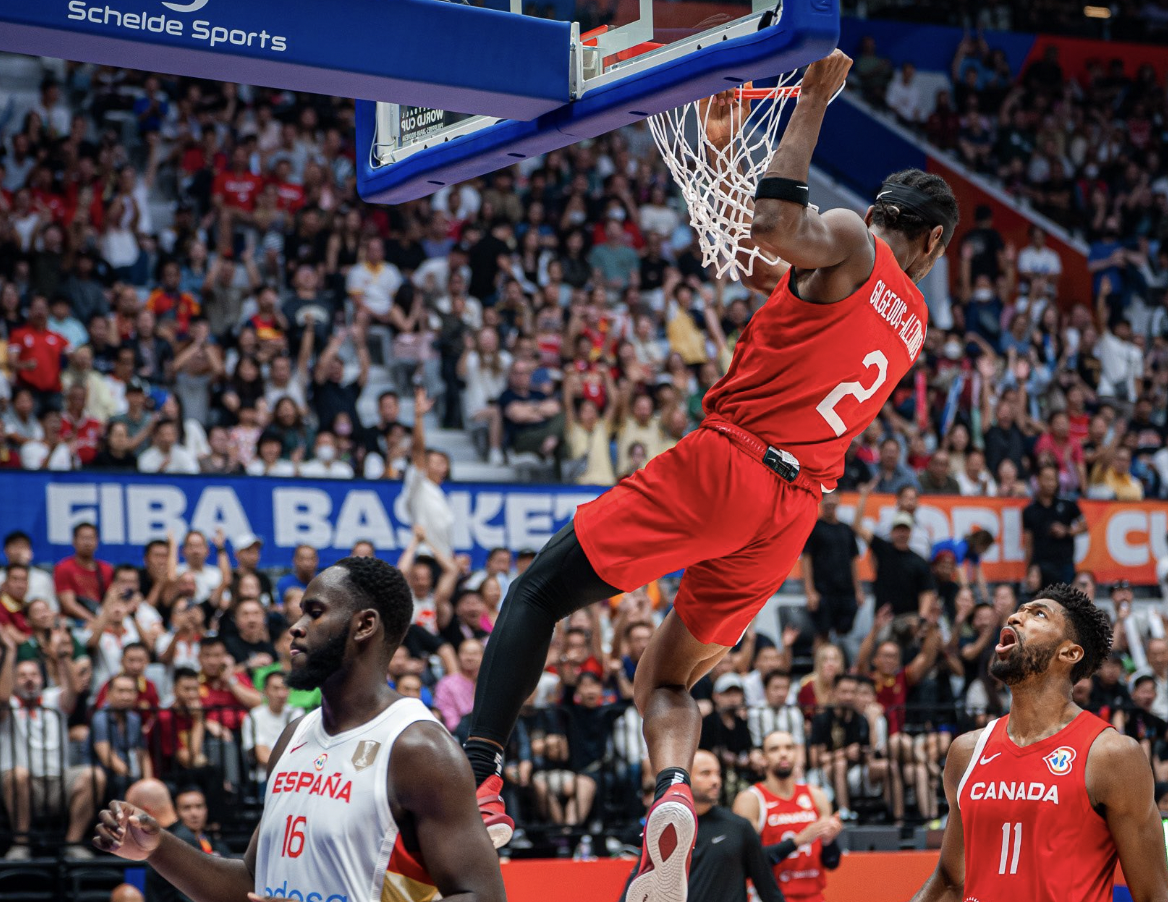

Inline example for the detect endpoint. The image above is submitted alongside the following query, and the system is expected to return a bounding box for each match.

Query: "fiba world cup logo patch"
[314,753,328,771]
[1044,746,1076,776]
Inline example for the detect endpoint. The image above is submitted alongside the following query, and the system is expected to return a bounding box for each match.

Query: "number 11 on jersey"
[999,822,1022,875]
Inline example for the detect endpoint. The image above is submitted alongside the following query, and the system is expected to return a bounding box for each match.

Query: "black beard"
[287,629,349,690]
[771,764,794,780]
[988,637,1058,685]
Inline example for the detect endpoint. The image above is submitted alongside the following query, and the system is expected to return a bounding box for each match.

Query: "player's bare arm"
[909,729,982,902]
[94,718,299,902]
[1087,729,1168,902]
[388,721,507,902]
[750,50,874,297]
[732,786,762,831]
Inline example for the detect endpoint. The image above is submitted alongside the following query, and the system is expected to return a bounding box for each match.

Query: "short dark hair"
[5,563,28,577]
[871,169,959,244]
[624,621,653,640]
[109,673,137,691]
[577,670,603,687]
[1133,673,1157,692]
[1037,462,1060,480]
[114,563,139,579]
[1036,582,1113,682]
[174,667,199,684]
[122,642,147,657]
[833,672,859,687]
[764,669,792,687]
[174,786,205,802]
[145,539,168,556]
[334,556,413,650]
[73,522,97,538]
[3,530,31,548]
[262,670,286,690]
[198,636,226,652]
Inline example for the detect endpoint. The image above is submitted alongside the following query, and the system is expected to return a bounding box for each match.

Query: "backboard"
[356,0,839,205]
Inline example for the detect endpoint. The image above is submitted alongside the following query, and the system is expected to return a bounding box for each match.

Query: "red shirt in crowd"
[53,556,114,609]
[151,707,194,773]
[213,168,264,212]
[874,668,909,735]
[0,593,30,638]
[95,674,161,716]
[198,671,254,732]
[270,179,305,212]
[146,288,201,335]
[60,410,103,463]
[7,325,68,393]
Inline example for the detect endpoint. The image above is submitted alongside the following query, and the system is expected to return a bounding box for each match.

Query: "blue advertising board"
[0,471,603,570]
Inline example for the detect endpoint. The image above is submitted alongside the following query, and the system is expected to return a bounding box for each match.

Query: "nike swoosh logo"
[161,0,209,11]
[711,835,726,844]
[980,752,1002,765]
[290,742,308,754]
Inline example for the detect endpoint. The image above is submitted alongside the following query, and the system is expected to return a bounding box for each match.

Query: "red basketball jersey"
[750,782,827,902]
[956,712,1117,902]
[704,236,927,488]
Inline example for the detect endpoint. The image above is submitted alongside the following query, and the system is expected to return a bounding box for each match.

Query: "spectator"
[246,430,297,477]
[53,522,113,624]
[434,638,483,731]
[138,418,200,474]
[0,633,103,860]
[885,63,925,126]
[194,636,258,789]
[310,323,369,431]
[241,671,303,783]
[1016,226,1063,282]
[871,438,919,494]
[7,295,67,409]
[405,388,455,559]
[230,534,273,608]
[175,530,227,607]
[808,673,869,820]
[588,218,640,292]
[801,493,864,642]
[746,669,806,767]
[1115,673,1168,777]
[297,429,355,479]
[90,673,153,796]
[499,359,564,462]
[2,531,56,612]
[918,450,961,495]
[1033,411,1086,495]
[346,236,404,329]
[0,564,33,643]
[557,668,630,826]
[223,598,277,673]
[955,448,997,496]
[1022,463,1087,585]
[795,643,845,721]
[853,487,937,619]
[93,642,161,714]
[275,545,318,602]
[173,786,231,856]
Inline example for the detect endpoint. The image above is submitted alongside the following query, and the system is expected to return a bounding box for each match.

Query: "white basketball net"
[649,73,804,282]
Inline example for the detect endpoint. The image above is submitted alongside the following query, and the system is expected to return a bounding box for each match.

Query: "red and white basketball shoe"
[475,775,514,848]
[625,782,697,902]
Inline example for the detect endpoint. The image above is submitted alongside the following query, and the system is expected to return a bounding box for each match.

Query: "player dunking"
[733,730,841,902]
[465,48,958,902]
[94,557,505,902]
[911,583,1168,902]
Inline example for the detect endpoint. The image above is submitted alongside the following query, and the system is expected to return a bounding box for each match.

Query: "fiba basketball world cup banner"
[1,472,1167,585]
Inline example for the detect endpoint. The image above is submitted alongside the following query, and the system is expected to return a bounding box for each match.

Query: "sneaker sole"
[626,801,695,902]
[486,820,513,849]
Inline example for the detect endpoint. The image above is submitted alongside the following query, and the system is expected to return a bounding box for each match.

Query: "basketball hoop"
[649,75,839,282]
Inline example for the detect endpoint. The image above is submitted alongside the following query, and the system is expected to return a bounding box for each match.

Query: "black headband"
[876,183,957,246]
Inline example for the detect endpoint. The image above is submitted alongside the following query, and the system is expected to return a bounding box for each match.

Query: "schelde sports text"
[66,1,289,51]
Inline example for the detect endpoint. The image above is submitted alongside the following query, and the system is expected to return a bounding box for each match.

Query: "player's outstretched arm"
[750,51,870,274]
[389,721,507,902]
[909,729,981,902]
[1089,730,1168,902]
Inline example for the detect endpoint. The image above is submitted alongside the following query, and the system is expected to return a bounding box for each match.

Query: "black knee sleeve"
[467,523,617,748]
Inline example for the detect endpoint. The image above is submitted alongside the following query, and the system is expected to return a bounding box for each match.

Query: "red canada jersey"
[704,236,926,487]
[957,712,1117,902]
[749,782,827,902]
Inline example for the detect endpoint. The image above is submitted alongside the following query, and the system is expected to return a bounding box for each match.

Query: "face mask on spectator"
[569,210,586,224]
[972,287,995,302]
[316,444,336,462]
[334,421,353,436]
[607,207,626,222]
[944,340,963,360]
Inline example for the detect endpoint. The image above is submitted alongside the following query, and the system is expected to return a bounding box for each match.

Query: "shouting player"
[733,730,842,902]
[94,556,505,902]
[464,48,958,902]
[910,583,1168,902]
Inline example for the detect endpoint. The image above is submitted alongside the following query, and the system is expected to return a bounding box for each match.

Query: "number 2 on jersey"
[999,822,1022,875]
[282,815,307,858]
[816,350,889,437]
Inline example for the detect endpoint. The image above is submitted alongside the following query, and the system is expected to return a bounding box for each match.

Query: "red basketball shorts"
[573,424,822,646]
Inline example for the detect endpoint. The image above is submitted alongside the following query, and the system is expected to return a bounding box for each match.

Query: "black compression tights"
[466,523,617,774]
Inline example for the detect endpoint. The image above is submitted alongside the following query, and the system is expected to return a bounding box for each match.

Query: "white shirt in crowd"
[246,459,297,477]
[1017,245,1063,279]
[461,350,512,420]
[404,465,455,560]
[138,444,200,475]
[0,565,58,610]
[0,687,67,777]
[346,261,403,317]
[176,562,223,605]
[1096,329,1144,401]
[21,441,75,471]
[956,470,997,497]
[298,459,355,480]
[242,702,304,781]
